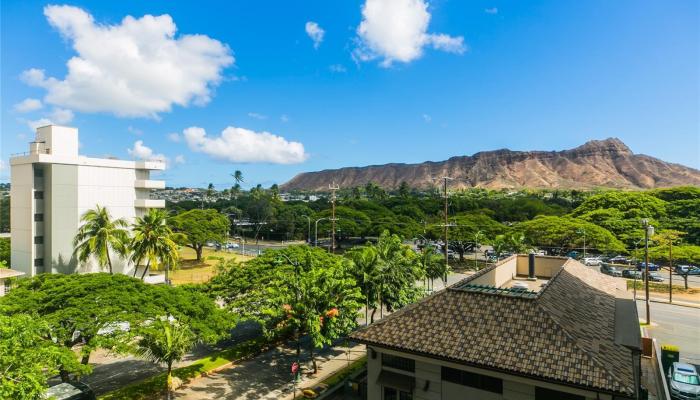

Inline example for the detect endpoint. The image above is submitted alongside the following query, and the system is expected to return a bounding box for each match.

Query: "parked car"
[622,269,642,279]
[584,257,602,266]
[45,382,96,400]
[675,265,700,276]
[644,272,664,282]
[637,262,659,271]
[608,255,630,264]
[600,264,622,277]
[668,362,700,400]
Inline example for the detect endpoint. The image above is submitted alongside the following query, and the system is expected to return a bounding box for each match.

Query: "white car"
[583,257,602,266]
[669,362,700,399]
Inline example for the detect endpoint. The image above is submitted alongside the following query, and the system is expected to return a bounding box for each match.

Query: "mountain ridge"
[281,138,700,191]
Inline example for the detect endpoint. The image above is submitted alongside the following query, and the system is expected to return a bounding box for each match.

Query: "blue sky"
[1,0,698,188]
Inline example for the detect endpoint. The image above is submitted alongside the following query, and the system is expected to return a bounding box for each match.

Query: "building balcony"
[135,179,166,189]
[134,199,165,208]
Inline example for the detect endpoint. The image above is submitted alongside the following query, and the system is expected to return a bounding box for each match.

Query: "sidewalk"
[173,340,364,399]
[281,344,366,400]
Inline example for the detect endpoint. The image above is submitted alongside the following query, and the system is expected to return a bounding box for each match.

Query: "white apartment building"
[10,125,165,277]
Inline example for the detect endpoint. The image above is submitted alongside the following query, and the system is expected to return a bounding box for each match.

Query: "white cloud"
[329,64,347,73]
[280,114,290,123]
[422,113,431,123]
[127,140,169,168]
[305,21,325,49]
[21,5,233,118]
[485,7,498,14]
[174,154,186,164]
[25,107,74,131]
[0,160,5,171]
[128,126,143,135]
[167,132,181,142]
[14,98,43,113]
[354,0,466,67]
[183,126,308,164]
[247,112,267,120]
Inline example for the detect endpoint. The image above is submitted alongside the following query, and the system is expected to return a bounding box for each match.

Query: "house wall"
[516,255,567,278]
[10,163,34,276]
[469,256,517,287]
[366,346,614,400]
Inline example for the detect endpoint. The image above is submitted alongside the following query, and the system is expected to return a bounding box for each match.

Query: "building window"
[535,387,585,400]
[382,354,415,372]
[383,387,412,400]
[441,366,503,394]
[34,258,44,267]
[34,168,44,178]
[34,236,44,244]
[34,191,44,199]
[34,213,43,222]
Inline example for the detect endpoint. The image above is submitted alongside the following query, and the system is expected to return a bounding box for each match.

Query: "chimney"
[528,253,536,280]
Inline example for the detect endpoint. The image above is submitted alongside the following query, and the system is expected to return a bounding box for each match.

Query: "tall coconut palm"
[232,170,244,185]
[136,318,196,400]
[73,206,129,274]
[131,209,180,280]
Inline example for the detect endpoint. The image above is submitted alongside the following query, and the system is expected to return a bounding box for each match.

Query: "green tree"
[0,237,9,267]
[418,244,446,291]
[398,181,410,198]
[345,245,380,324]
[232,170,244,185]
[131,208,181,280]
[135,318,196,399]
[73,205,130,274]
[170,209,230,261]
[0,314,87,399]
[516,216,625,254]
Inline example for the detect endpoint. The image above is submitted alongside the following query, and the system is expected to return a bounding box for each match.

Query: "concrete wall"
[469,256,517,287]
[10,163,34,276]
[515,255,567,278]
[46,163,79,274]
[366,346,614,400]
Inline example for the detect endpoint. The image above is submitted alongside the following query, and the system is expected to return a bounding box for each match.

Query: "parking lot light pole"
[314,217,329,247]
[641,219,654,325]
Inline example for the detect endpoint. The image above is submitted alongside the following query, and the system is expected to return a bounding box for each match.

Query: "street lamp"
[314,217,329,247]
[641,219,654,325]
[301,215,311,244]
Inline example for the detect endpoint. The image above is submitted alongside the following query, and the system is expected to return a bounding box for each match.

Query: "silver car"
[669,362,700,399]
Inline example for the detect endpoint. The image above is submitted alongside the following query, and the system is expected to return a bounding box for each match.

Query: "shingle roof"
[350,259,638,396]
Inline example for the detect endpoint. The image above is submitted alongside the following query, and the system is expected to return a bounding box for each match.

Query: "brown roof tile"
[350,259,637,396]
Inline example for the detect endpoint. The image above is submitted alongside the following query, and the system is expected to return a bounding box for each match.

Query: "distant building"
[10,125,165,277]
[0,268,24,296]
[351,255,642,400]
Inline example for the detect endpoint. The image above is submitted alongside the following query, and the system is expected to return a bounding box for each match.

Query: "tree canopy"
[516,215,626,254]
[170,209,230,261]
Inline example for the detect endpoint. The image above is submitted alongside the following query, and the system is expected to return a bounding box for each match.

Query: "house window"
[34,168,44,178]
[34,236,44,244]
[383,387,412,400]
[34,213,43,222]
[34,191,44,199]
[382,354,415,372]
[441,366,503,394]
[535,387,585,400]
[34,258,44,267]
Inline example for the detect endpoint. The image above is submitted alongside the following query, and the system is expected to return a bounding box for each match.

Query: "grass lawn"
[626,279,698,294]
[169,247,253,285]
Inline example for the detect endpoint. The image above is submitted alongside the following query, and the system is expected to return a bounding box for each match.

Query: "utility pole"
[641,219,654,325]
[329,182,339,253]
[438,177,453,283]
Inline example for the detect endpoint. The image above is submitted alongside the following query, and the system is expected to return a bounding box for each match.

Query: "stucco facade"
[367,346,617,400]
[10,125,165,276]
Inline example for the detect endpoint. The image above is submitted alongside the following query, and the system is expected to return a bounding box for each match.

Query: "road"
[637,300,700,365]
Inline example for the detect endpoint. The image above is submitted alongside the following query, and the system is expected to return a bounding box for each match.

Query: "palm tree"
[420,245,446,292]
[131,209,180,280]
[73,206,129,274]
[347,246,380,325]
[206,183,215,203]
[136,318,196,399]
[232,170,244,185]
